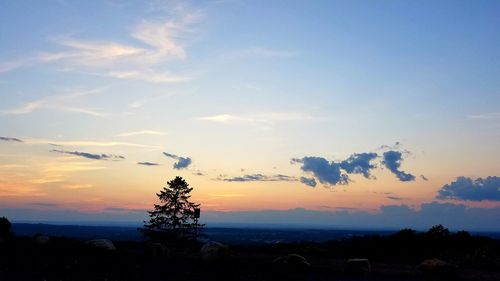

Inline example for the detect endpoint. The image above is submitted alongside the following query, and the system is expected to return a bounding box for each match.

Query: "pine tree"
[144,176,203,241]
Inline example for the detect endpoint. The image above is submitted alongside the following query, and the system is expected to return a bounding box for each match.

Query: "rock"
[200,241,229,261]
[273,254,310,269]
[33,235,50,245]
[86,239,116,251]
[419,258,457,279]
[345,258,371,275]
[146,242,170,257]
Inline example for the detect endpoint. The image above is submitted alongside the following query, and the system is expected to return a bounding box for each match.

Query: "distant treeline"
[248,225,500,271]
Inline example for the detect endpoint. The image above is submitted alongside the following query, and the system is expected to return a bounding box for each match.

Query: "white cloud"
[197,112,316,127]
[0,7,200,83]
[55,40,146,66]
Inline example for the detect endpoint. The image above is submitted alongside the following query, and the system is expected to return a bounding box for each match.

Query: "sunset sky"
[1,1,500,230]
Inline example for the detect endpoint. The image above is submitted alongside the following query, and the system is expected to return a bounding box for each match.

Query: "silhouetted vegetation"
[1,223,499,280]
[0,216,11,239]
[143,176,203,242]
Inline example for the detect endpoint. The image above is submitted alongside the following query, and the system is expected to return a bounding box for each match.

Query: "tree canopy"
[143,176,203,242]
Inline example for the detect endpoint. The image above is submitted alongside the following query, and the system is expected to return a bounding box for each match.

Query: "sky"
[1,0,500,230]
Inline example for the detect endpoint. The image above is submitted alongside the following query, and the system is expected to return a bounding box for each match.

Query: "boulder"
[273,254,310,269]
[345,258,371,275]
[86,239,116,251]
[33,235,50,245]
[419,258,457,279]
[200,241,229,261]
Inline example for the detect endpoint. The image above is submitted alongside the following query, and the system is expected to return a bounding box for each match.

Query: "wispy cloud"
[107,70,191,83]
[218,173,297,182]
[0,87,108,117]
[468,112,500,120]
[25,138,161,149]
[116,130,167,137]
[137,162,160,166]
[0,7,200,84]
[163,152,192,169]
[50,149,125,161]
[0,136,23,143]
[198,112,316,129]
[61,183,94,190]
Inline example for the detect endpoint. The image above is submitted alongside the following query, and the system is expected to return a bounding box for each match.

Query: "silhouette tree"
[426,224,450,239]
[144,176,203,242]
[0,217,11,239]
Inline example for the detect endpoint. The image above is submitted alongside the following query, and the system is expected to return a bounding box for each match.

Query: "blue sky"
[1,0,500,230]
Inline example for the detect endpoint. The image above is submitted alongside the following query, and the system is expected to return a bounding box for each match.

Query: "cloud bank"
[204,202,500,231]
[437,176,500,201]
[2,202,500,231]
[163,152,192,169]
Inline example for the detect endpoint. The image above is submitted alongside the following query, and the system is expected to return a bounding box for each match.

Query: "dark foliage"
[0,217,11,239]
[143,176,203,242]
[0,225,499,280]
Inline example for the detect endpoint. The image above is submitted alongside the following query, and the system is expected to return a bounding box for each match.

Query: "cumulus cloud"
[0,136,23,142]
[137,162,160,166]
[51,149,125,161]
[293,147,417,187]
[163,152,192,169]
[437,176,500,201]
[219,174,297,182]
[339,152,378,178]
[292,157,349,186]
[381,150,415,182]
[300,177,317,187]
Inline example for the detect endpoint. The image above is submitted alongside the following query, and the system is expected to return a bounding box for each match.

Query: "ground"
[1,237,500,281]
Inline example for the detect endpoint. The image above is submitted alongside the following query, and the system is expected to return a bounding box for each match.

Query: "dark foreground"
[1,232,500,281]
